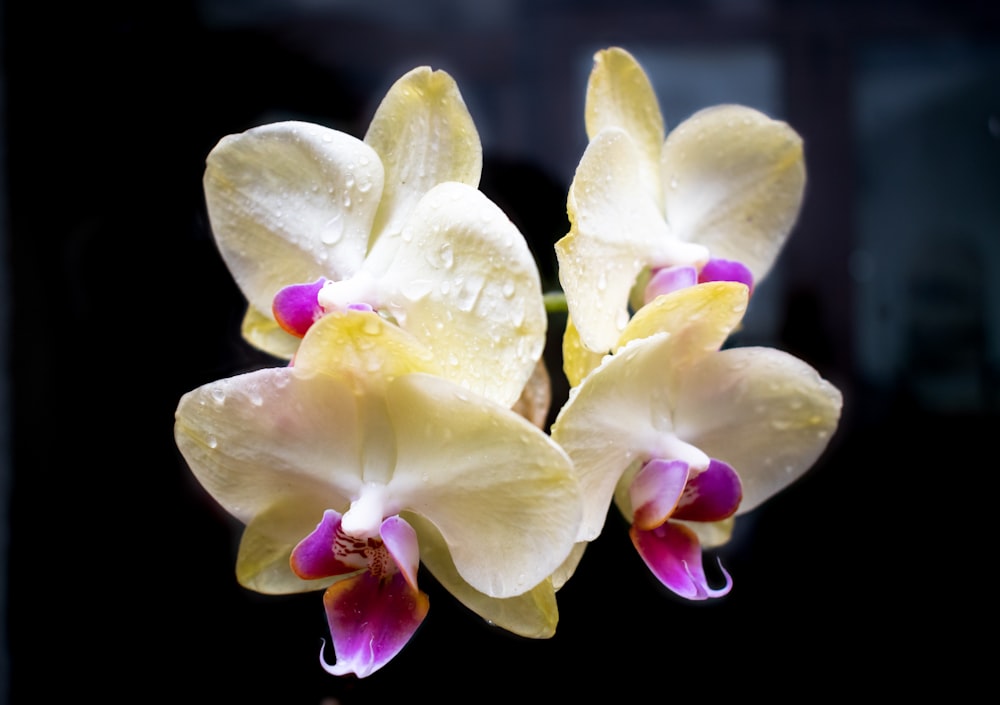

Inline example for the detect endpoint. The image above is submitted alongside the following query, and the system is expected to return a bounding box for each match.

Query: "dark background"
[4,1,998,702]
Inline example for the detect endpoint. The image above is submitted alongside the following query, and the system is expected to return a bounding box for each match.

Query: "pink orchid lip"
[319,566,430,678]
[643,265,698,304]
[291,511,429,678]
[272,277,328,338]
[628,458,742,601]
[631,521,733,600]
[697,258,754,294]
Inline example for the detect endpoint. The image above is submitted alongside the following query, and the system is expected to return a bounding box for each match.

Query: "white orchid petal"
[405,514,559,638]
[364,66,482,269]
[240,304,302,360]
[585,47,666,209]
[385,373,579,599]
[378,182,546,407]
[293,311,440,393]
[235,499,341,594]
[662,104,805,281]
[551,333,679,541]
[204,121,385,316]
[557,128,674,353]
[673,346,842,513]
[174,366,364,524]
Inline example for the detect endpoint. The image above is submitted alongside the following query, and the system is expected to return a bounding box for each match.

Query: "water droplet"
[400,278,433,302]
[362,315,382,335]
[210,386,226,404]
[455,275,484,312]
[206,435,218,449]
[501,280,515,298]
[438,243,454,269]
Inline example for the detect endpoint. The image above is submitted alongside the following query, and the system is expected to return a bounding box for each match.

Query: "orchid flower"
[174,310,581,677]
[550,281,841,599]
[203,66,546,408]
[556,46,806,367]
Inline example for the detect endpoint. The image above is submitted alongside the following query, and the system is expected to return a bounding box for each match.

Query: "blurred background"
[3,0,998,701]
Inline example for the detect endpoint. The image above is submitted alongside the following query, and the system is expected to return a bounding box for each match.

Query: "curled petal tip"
[631,521,732,601]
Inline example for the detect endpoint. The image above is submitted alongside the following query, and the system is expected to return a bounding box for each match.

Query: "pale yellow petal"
[364,66,482,268]
[549,541,589,592]
[585,47,666,209]
[551,334,679,541]
[174,366,362,524]
[204,121,384,316]
[617,281,748,389]
[376,182,546,407]
[557,128,671,354]
[293,310,440,394]
[662,105,806,282]
[236,498,342,594]
[562,316,605,389]
[406,513,559,638]
[240,304,301,360]
[386,373,580,598]
[681,517,735,550]
[673,346,842,513]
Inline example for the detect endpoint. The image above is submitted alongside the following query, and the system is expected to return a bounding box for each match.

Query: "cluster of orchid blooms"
[174,47,843,678]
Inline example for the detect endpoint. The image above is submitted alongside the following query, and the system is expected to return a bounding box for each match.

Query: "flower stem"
[543,291,567,314]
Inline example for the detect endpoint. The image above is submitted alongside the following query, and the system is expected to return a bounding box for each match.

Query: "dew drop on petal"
[439,243,454,269]
[362,315,382,336]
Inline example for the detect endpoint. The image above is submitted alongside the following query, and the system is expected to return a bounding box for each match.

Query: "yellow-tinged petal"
[204,121,384,320]
[549,541,589,592]
[557,128,673,354]
[375,182,546,407]
[585,47,666,210]
[293,310,440,393]
[562,316,605,389]
[174,367,362,525]
[364,66,482,268]
[386,373,580,598]
[236,499,345,594]
[618,281,748,390]
[662,104,806,282]
[551,334,680,542]
[240,304,301,360]
[673,346,842,514]
[405,514,560,638]
[681,517,735,550]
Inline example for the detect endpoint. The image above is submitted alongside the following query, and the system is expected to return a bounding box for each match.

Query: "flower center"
[272,273,379,338]
[643,257,754,305]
